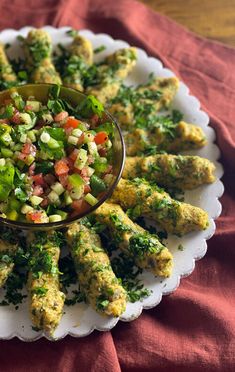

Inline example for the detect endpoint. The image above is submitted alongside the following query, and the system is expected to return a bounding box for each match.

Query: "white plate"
[0,26,224,341]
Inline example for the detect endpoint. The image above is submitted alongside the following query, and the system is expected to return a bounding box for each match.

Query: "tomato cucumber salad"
[0,86,115,223]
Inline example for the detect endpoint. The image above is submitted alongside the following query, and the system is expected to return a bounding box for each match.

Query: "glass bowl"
[0,84,125,230]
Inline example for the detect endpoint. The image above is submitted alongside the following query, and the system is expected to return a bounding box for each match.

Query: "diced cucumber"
[47,137,60,149]
[87,141,98,157]
[19,112,32,125]
[68,135,78,145]
[48,190,60,203]
[104,139,112,150]
[41,113,53,124]
[30,195,43,206]
[49,214,62,222]
[21,204,34,214]
[77,122,87,132]
[51,182,65,196]
[74,149,88,170]
[0,131,12,146]
[70,185,84,200]
[5,158,14,166]
[17,159,25,169]
[7,210,18,221]
[13,143,22,151]
[28,130,37,143]
[24,155,35,166]
[84,193,98,206]
[11,92,25,111]
[68,174,85,187]
[26,100,41,112]
[1,148,13,158]
[8,197,21,212]
[93,157,108,174]
[83,132,95,143]
[71,128,83,138]
[64,191,73,205]
[55,210,68,220]
[86,166,95,177]
[20,133,27,143]
[0,158,6,166]
[90,175,107,196]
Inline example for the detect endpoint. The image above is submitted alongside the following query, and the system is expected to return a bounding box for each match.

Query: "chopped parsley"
[129,233,162,257]
[96,295,109,311]
[177,244,184,251]
[111,253,151,303]
[28,231,62,278]
[0,243,28,309]
[66,29,79,38]
[31,286,48,296]
[94,45,106,54]
[109,213,130,232]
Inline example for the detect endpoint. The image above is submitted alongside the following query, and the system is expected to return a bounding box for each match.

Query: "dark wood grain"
[139,0,235,47]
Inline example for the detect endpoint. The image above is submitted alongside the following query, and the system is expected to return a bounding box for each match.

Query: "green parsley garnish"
[94,45,106,54]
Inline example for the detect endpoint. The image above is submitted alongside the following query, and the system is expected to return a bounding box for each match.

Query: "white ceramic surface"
[0,26,224,341]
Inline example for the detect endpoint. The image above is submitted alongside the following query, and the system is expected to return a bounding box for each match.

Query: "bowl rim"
[0,83,126,230]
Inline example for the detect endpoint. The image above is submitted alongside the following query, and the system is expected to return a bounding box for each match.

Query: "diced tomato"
[84,184,91,194]
[29,163,36,176]
[22,143,31,154]
[94,132,108,145]
[80,167,89,177]
[54,111,68,122]
[64,127,73,136]
[59,174,69,188]
[73,167,81,174]
[64,117,80,130]
[17,152,27,161]
[66,157,74,170]
[11,112,21,124]
[87,155,94,165]
[32,185,44,196]
[35,120,45,130]
[90,114,99,127]
[25,105,33,111]
[71,199,89,214]
[77,133,85,145]
[54,159,69,176]
[80,168,90,183]
[40,198,49,208]
[32,173,46,186]
[81,176,90,184]
[98,148,107,157]
[44,174,56,186]
[69,149,79,162]
[22,143,36,156]
[26,211,43,223]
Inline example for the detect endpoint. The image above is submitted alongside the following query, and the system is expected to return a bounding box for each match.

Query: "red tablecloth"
[0,1,235,371]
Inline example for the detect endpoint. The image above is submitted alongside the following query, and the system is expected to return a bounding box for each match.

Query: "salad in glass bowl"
[0,84,124,229]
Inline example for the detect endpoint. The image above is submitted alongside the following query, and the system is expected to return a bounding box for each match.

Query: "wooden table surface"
[139,0,235,47]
